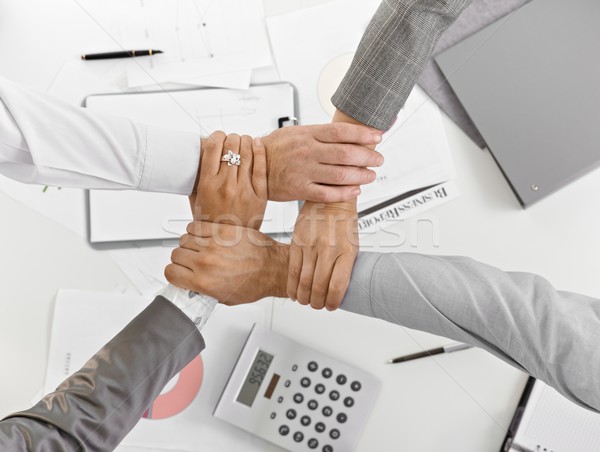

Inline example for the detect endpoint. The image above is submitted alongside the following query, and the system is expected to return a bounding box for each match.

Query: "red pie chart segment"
[143,354,204,420]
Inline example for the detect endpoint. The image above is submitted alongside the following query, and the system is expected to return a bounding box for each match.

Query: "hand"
[189,131,267,230]
[262,123,384,203]
[165,222,289,305]
[287,200,358,311]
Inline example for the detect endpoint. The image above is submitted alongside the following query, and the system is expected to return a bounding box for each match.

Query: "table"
[1,1,599,451]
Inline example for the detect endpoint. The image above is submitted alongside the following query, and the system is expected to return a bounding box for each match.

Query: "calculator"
[214,324,381,452]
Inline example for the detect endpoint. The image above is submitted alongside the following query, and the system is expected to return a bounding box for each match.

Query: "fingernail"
[352,187,361,196]
[376,155,385,166]
[370,133,382,143]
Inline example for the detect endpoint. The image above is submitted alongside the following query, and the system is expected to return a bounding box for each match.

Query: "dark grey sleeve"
[0,296,205,451]
[342,252,600,412]
[332,0,472,130]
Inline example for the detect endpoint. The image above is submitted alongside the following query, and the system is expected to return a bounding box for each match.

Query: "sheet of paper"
[45,289,276,452]
[267,1,455,211]
[117,0,272,87]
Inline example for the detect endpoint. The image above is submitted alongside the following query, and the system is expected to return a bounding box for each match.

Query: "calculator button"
[322,406,333,417]
[315,383,325,394]
[308,361,319,372]
[307,399,319,410]
[277,396,284,403]
[293,431,304,443]
[343,397,354,408]
[322,445,333,452]
[301,377,311,388]
[300,415,312,426]
[322,368,333,379]
[279,425,290,436]
[308,438,319,449]
[294,393,304,404]
[270,412,277,420]
[336,374,347,385]
[329,390,340,401]
[286,409,297,420]
[284,380,291,388]
[336,412,347,424]
[292,364,298,372]
[315,422,326,433]
[330,428,341,440]
[350,380,361,392]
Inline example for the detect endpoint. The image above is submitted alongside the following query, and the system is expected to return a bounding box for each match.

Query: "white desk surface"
[1,1,600,451]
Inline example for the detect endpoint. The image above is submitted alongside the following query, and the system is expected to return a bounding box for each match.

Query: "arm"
[342,252,600,412]
[332,0,472,130]
[0,290,213,451]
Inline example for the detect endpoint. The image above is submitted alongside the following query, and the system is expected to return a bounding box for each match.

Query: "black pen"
[387,343,473,364]
[81,50,163,60]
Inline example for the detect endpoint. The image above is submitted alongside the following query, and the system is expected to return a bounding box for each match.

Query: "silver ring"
[221,150,241,166]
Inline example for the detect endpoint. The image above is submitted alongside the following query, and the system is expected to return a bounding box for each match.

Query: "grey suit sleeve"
[342,252,600,412]
[332,0,472,130]
[0,296,205,451]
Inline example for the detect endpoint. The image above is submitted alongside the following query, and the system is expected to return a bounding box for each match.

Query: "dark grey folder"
[435,0,600,207]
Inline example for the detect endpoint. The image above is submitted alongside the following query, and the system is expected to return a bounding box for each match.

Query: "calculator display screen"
[236,350,274,407]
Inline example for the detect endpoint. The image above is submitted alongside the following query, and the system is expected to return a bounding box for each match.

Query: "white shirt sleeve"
[157,284,218,331]
[0,76,201,195]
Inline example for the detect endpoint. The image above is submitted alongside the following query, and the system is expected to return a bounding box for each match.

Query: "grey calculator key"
[294,393,304,404]
[270,412,277,420]
[322,368,333,379]
[301,377,311,388]
[322,406,333,417]
[292,364,298,372]
[286,409,297,420]
[315,383,325,394]
[336,412,347,423]
[350,380,361,392]
[336,374,347,385]
[308,399,319,410]
[301,415,311,426]
[308,438,319,449]
[315,422,326,433]
[285,380,291,388]
[330,428,340,440]
[278,396,284,403]
[279,425,289,436]
[308,361,318,372]
[294,431,304,443]
[329,390,340,401]
[343,396,354,408]
[323,445,333,452]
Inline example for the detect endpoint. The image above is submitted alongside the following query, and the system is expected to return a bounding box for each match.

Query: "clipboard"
[84,83,299,245]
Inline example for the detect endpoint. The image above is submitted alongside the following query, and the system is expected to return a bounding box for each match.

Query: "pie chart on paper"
[143,354,204,420]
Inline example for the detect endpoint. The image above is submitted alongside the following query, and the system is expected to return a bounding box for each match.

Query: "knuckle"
[329,123,344,141]
[299,276,313,290]
[334,167,348,184]
[164,264,176,282]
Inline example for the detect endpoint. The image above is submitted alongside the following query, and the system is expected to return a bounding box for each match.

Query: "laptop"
[435,0,600,207]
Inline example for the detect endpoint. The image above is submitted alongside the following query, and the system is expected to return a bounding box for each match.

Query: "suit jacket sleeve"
[332,0,472,130]
[0,296,205,451]
[342,252,600,412]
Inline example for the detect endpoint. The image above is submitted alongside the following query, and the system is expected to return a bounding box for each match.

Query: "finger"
[252,137,268,199]
[286,245,303,301]
[201,131,227,177]
[318,144,384,168]
[324,253,355,311]
[309,254,335,310]
[311,123,382,145]
[296,249,317,306]
[238,135,254,185]
[304,183,361,203]
[164,263,195,291]
[179,233,206,251]
[312,165,376,186]
[186,221,217,238]
[220,133,241,180]
[170,247,198,272]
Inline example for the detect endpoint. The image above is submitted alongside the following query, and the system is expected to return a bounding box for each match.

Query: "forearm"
[342,252,600,411]
[0,76,201,194]
[332,0,472,130]
[0,295,206,451]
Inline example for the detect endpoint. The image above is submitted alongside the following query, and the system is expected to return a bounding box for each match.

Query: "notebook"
[435,0,600,207]
[85,83,299,243]
[502,378,600,452]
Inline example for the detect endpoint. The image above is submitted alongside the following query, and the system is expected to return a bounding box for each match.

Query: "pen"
[81,50,163,60]
[386,343,473,364]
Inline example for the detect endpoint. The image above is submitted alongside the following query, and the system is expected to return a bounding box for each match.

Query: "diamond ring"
[220,150,241,166]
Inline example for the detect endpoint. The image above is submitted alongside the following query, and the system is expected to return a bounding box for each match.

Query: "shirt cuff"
[157,284,218,331]
[138,126,201,195]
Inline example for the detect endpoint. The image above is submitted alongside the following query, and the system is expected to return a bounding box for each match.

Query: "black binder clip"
[278,116,299,128]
